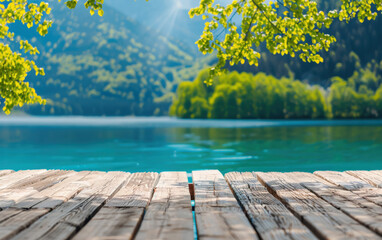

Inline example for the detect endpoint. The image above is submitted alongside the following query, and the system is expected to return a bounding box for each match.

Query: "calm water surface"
[1,117,382,173]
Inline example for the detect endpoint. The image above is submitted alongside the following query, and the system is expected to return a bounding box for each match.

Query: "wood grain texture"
[225,172,317,240]
[0,189,37,210]
[0,209,23,224]
[106,172,159,208]
[193,170,258,240]
[0,209,49,240]
[315,171,382,207]
[73,172,159,240]
[0,171,14,178]
[0,170,47,190]
[288,172,382,235]
[14,171,91,209]
[256,172,380,240]
[314,171,370,191]
[72,208,144,240]
[10,172,129,240]
[4,170,71,191]
[346,171,382,188]
[135,172,194,240]
[0,171,73,209]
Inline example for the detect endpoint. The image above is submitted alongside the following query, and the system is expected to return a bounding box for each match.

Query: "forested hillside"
[14,0,211,116]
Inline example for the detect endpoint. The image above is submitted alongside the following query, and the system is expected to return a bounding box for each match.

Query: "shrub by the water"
[170,66,382,119]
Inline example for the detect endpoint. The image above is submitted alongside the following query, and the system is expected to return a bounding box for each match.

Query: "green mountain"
[15,1,211,116]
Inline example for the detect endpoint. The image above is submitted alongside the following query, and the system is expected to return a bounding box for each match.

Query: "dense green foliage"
[0,0,107,114]
[229,1,382,87]
[329,60,382,118]
[171,65,382,119]
[191,0,382,83]
[12,1,210,115]
[0,0,50,114]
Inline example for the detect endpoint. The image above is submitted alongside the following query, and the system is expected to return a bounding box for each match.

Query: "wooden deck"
[1,170,382,239]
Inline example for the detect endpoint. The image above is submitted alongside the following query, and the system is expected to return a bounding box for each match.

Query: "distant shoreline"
[1,116,382,128]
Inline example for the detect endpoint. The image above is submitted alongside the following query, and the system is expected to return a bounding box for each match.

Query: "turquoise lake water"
[1,117,382,173]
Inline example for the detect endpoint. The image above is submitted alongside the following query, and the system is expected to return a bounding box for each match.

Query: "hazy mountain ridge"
[14,0,212,115]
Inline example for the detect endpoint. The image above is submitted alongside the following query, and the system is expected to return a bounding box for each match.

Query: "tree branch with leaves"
[190,0,382,84]
[0,0,103,114]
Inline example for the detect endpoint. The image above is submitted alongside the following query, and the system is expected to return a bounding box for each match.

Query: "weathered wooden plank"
[288,172,382,235]
[11,171,129,240]
[135,172,194,240]
[5,170,71,191]
[0,209,24,225]
[346,171,382,188]
[225,172,317,240]
[72,172,159,240]
[314,171,370,191]
[0,170,47,190]
[30,222,76,240]
[14,171,91,209]
[105,172,159,207]
[256,172,380,240]
[193,170,258,240]
[0,171,14,178]
[315,171,382,207]
[0,171,73,209]
[0,209,49,240]
[72,207,144,240]
[0,189,38,210]
[370,171,382,177]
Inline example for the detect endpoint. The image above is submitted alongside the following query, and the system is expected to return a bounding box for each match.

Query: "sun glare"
[175,1,183,10]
